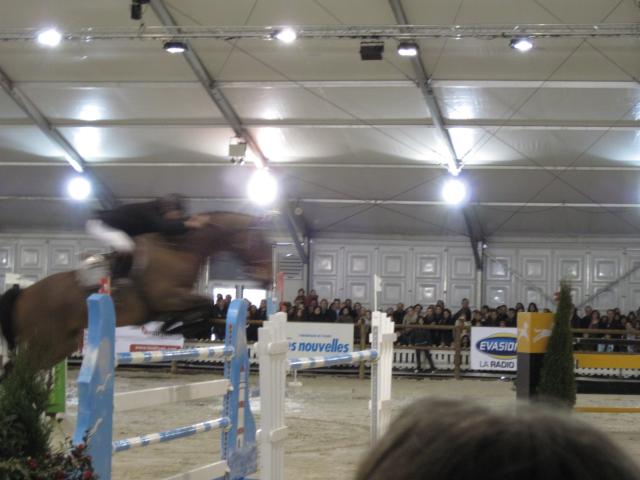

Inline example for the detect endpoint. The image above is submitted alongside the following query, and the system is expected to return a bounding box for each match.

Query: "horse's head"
[185,212,273,288]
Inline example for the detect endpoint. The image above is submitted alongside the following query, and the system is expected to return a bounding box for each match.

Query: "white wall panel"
[379,250,409,277]
[450,284,473,307]
[628,256,640,284]
[312,249,339,276]
[7,233,640,313]
[346,251,372,276]
[381,279,405,305]
[313,278,337,301]
[48,242,77,272]
[0,242,15,271]
[590,286,617,311]
[522,284,548,307]
[487,285,510,307]
[486,256,511,281]
[629,288,640,310]
[555,253,584,283]
[415,250,442,278]
[450,255,474,280]
[415,282,439,304]
[17,242,45,271]
[346,277,371,304]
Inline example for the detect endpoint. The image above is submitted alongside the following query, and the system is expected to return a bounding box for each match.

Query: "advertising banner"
[83,322,184,355]
[470,327,518,371]
[115,322,184,354]
[285,322,355,359]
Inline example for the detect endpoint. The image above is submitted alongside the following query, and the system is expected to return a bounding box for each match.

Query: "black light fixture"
[359,41,384,61]
[130,0,149,20]
[163,41,188,53]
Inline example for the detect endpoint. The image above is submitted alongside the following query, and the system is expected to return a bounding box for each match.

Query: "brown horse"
[0,212,272,372]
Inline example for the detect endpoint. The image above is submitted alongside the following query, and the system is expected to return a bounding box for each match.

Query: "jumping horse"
[0,212,272,373]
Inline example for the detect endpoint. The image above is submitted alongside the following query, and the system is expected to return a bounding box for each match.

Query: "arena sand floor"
[54,368,640,480]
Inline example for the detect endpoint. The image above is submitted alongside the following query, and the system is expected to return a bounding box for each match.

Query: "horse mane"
[180,211,264,257]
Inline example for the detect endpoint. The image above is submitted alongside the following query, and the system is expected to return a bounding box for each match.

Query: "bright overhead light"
[510,37,533,52]
[274,27,297,43]
[163,41,188,53]
[397,42,418,57]
[247,168,278,206]
[67,176,92,201]
[37,28,62,47]
[74,127,102,158]
[78,104,103,122]
[441,178,467,205]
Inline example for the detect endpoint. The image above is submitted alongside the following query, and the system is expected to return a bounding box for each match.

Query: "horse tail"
[0,285,21,351]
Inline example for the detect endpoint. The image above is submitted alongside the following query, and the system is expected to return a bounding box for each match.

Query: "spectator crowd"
[209,288,640,353]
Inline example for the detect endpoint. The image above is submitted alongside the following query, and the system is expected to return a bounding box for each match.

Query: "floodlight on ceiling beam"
[441,177,467,205]
[273,27,297,43]
[397,41,418,56]
[37,28,62,47]
[163,40,188,53]
[67,175,92,201]
[510,37,534,52]
[247,168,278,206]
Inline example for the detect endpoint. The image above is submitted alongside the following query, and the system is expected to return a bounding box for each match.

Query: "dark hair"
[356,398,640,480]
[158,193,185,213]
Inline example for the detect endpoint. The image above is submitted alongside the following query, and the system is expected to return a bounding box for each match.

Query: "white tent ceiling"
[0,0,639,241]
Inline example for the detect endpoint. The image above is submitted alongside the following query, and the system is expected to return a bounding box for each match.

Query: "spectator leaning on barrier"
[392,303,405,325]
[453,298,471,323]
[625,318,637,353]
[338,307,354,324]
[581,305,593,327]
[319,298,329,318]
[309,306,324,322]
[327,300,340,322]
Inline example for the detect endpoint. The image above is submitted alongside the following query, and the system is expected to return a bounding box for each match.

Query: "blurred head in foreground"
[356,398,640,480]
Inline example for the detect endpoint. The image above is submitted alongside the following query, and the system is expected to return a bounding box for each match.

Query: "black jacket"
[96,200,188,237]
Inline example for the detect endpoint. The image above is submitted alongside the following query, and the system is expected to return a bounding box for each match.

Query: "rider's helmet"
[158,193,186,215]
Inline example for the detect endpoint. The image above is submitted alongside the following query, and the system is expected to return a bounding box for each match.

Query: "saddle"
[76,251,143,289]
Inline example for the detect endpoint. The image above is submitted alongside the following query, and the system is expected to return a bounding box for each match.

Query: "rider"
[86,194,206,282]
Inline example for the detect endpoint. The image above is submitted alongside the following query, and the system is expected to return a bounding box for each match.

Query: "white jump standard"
[257,310,395,480]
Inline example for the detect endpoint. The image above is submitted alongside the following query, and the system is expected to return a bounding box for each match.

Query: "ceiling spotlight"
[274,27,297,43]
[67,176,92,201]
[37,28,62,47]
[247,168,278,206]
[441,178,467,205]
[510,37,533,52]
[397,42,418,57]
[163,41,188,54]
[359,41,384,61]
